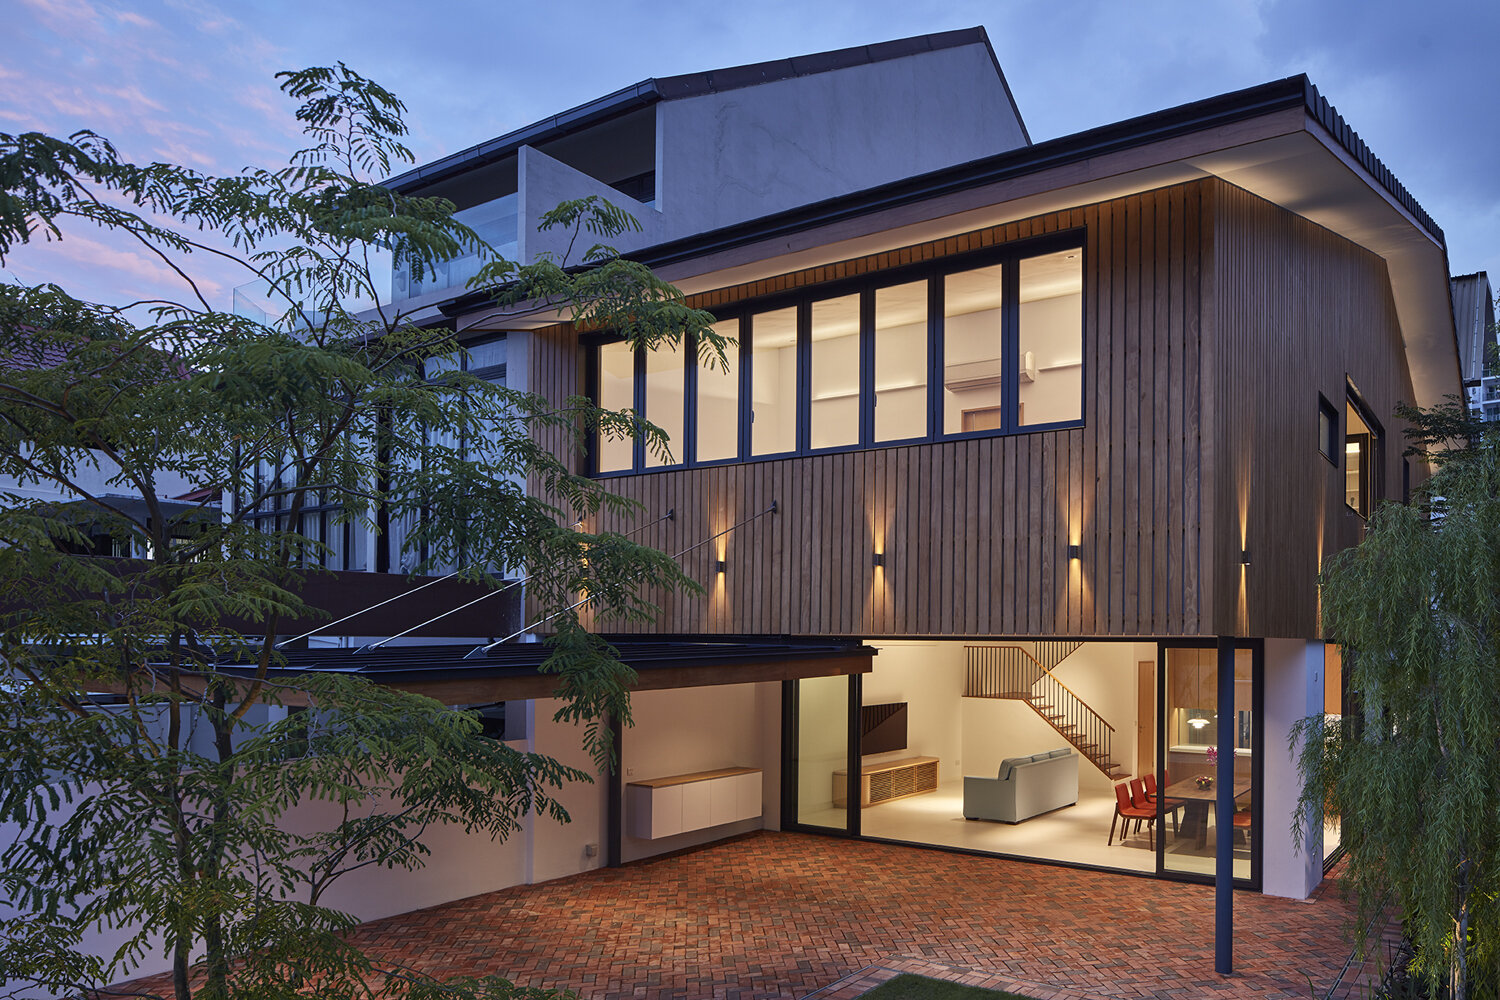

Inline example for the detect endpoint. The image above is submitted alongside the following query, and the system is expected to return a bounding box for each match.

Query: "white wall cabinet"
[627,767,762,840]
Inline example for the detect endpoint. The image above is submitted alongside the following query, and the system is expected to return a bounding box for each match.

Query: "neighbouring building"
[1453,271,1498,421]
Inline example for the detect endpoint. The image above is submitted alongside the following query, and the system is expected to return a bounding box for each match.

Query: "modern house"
[268,26,1461,918]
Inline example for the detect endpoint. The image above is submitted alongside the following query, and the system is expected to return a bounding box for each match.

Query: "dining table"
[1162,776,1251,849]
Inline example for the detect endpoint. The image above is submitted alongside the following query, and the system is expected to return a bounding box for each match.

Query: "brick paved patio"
[337,831,1393,1000]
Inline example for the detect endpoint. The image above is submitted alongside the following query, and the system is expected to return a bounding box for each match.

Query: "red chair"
[1109,781,1155,848]
[1144,772,1185,834]
[1232,807,1253,844]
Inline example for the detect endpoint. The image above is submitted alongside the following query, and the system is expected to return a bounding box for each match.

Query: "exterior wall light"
[1067,544,1080,561]
[1240,548,1251,566]
[715,559,726,574]
[872,552,884,568]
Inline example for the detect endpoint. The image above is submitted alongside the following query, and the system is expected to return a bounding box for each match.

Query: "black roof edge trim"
[438,74,1443,319]
[1300,79,1442,242]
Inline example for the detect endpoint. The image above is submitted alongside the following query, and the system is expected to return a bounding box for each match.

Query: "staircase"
[964,643,1123,780]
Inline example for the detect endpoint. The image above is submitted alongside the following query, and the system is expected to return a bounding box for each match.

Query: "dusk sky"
[1,0,1495,313]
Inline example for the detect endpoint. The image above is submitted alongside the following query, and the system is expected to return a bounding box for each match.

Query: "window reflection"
[751,307,798,456]
[596,341,635,474]
[696,319,739,462]
[1018,250,1083,426]
[643,341,684,468]
[943,264,1005,434]
[810,294,860,449]
[875,282,928,442]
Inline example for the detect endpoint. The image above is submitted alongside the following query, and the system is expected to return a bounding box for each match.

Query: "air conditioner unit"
[1020,350,1038,383]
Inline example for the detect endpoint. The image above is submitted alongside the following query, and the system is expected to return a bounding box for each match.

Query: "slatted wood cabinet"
[833,756,940,808]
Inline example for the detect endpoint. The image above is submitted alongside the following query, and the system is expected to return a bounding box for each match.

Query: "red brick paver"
[117,832,1393,999]
[346,832,1388,999]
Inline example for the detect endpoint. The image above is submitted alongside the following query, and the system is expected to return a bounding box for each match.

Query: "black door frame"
[1154,638,1264,890]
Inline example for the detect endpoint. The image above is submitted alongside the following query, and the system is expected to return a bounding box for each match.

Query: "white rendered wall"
[1262,638,1325,900]
[655,43,1027,239]
[619,681,780,863]
[517,145,662,263]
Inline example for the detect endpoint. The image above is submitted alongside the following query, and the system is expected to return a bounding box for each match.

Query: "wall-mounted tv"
[861,702,908,756]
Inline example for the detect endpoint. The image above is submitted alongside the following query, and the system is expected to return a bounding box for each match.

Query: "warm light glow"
[1188,717,1210,730]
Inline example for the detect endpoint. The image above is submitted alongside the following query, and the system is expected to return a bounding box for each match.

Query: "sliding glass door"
[1158,642,1261,886]
[785,675,859,835]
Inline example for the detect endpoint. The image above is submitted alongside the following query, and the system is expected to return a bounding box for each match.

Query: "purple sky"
[2,0,1495,313]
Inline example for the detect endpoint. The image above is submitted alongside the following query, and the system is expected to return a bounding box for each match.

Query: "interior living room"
[794,640,1258,880]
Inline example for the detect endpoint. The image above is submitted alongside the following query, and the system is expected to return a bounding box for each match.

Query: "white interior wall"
[859,641,965,771]
[619,682,779,863]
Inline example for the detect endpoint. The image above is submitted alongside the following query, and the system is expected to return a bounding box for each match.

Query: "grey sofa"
[963,748,1079,823]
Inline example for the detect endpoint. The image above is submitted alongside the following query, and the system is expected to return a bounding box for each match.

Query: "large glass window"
[596,341,635,474]
[1018,250,1083,426]
[590,235,1086,474]
[874,281,928,442]
[751,307,798,456]
[809,294,860,450]
[696,319,740,463]
[1162,646,1253,880]
[943,264,1005,434]
[643,342,685,468]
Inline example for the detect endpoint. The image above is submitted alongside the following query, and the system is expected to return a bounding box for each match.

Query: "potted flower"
[1194,746,1217,789]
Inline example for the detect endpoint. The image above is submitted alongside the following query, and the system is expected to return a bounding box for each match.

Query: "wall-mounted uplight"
[872,552,885,568]
[1240,548,1251,566]
[1067,544,1080,561]
[714,559,726,574]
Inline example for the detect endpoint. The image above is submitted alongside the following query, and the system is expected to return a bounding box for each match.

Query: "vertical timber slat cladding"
[520,178,1414,639]
[1185,183,1206,634]
[1210,180,1414,640]
[1123,192,1142,637]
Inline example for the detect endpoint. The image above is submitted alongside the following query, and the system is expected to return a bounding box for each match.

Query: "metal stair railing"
[964,643,1117,779]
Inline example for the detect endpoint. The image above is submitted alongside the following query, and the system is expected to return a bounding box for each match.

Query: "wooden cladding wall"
[528,181,1215,637]
[1208,182,1415,640]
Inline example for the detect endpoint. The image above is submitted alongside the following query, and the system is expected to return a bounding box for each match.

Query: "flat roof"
[216,636,874,687]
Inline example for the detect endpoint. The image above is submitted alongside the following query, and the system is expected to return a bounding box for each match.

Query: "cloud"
[113,8,156,28]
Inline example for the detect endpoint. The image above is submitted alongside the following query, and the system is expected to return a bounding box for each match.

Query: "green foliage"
[1295,432,1500,1000]
[0,63,725,999]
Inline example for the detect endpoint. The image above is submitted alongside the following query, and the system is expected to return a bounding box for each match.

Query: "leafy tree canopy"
[0,63,728,999]
[1297,411,1500,1000]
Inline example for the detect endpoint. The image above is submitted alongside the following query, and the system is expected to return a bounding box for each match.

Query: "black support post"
[606,712,623,868]
[1215,635,1235,974]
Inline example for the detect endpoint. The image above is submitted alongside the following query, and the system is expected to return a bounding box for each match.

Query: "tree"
[1295,410,1500,1000]
[0,64,727,999]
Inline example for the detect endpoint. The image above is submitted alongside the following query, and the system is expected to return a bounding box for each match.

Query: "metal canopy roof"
[230,636,876,686]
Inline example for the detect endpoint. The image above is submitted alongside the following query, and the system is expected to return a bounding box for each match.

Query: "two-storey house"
[276,27,1461,910]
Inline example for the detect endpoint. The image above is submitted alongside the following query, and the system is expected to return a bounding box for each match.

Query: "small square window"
[1318,394,1338,464]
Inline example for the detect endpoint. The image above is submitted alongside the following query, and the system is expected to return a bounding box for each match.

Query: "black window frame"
[1317,392,1339,465]
[1344,381,1384,520]
[587,230,1087,477]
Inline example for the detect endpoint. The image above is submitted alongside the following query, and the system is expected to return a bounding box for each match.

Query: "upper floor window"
[1345,393,1382,518]
[1318,394,1339,463]
[588,233,1085,475]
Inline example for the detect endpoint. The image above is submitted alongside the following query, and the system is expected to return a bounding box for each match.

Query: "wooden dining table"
[1162,776,1251,849]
